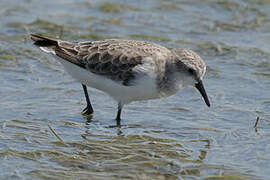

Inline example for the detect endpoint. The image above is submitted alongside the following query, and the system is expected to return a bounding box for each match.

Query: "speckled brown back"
[56,39,172,85]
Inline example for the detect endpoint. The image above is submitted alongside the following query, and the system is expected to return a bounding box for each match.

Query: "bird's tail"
[30,34,58,47]
[30,34,85,68]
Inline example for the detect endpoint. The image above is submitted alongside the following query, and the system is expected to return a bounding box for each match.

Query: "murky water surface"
[1,0,270,179]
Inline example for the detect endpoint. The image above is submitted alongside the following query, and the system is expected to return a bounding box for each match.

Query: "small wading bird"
[30,34,210,125]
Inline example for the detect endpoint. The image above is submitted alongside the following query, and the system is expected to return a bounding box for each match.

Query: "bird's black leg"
[116,103,122,126]
[81,84,93,116]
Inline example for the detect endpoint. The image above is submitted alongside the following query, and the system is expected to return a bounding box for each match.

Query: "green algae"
[129,34,170,41]
[76,1,92,9]
[204,176,245,180]
[29,18,64,32]
[75,33,105,40]
[81,16,96,22]
[102,17,121,25]
[7,22,26,29]
[7,18,78,38]
[0,55,16,61]
[253,72,270,78]
[248,0,270,4]
[262,100,270,104]
[99,2,139,13]
[218,1,240,11]
[216,21,243,31]
[170,107,190,112]
[196,41,237,57]
[246,16,266,28]
[156,2,181,10]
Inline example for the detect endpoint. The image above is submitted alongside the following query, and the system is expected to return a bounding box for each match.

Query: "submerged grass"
[0,122,263,180]
[48,125,64,143]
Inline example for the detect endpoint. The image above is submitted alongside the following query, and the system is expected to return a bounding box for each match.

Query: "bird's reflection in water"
[84,115,123,135]
[105,122,123,135]
[84,114,93,126]
[105,121,142,135]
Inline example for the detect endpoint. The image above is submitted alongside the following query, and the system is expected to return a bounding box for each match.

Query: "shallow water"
[0,0,270,179]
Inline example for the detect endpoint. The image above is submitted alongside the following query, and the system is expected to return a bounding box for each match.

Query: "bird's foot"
[81,105,93,116]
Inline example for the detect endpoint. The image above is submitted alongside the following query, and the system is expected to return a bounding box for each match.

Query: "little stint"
[30,34,210,125]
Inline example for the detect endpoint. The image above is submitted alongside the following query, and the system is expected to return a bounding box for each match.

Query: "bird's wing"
[30,34,171,86]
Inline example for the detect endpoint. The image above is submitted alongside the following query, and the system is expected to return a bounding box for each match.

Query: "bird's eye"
[188,68,195,74]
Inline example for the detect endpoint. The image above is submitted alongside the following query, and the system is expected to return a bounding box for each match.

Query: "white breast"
[56,56,161,105]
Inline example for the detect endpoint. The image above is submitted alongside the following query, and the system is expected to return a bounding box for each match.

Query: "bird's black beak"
[195,80,210,107]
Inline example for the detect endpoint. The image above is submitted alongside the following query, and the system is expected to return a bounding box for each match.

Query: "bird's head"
[172,48,210,107]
